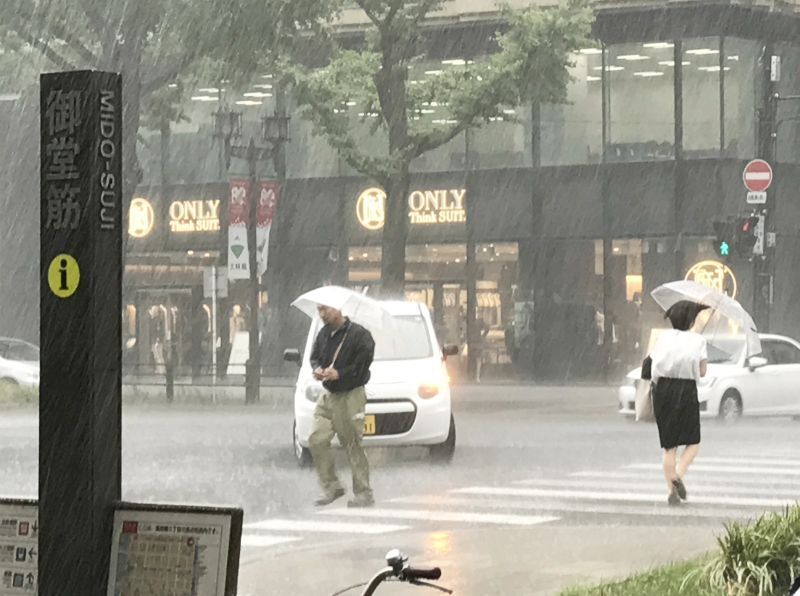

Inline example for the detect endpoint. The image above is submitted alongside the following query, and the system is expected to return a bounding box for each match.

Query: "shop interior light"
[187,250,195,255]
[235,100,262,106]
[243,92,272,98]
[643,42,674,49]
[191,95,218,102]
[658,61,690,66]
[686,48,719,55]
[594,65,624,71]
[253,84,273,89]
[727,55,740,61]
[698,66,730,72]
[261,74,273,79]
[586,76,601,82]
[0,93,20,101]
[424,70,444,75]
[503,109,516,115]
[617,54,649,61]
[167,83,178,89]
[579,48,602,55]
[198,87,220,93]
[442,59,466,65]
[633,71,665,77]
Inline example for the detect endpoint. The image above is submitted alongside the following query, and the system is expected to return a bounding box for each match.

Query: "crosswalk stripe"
[625,463,800,477]
[695,456,800,467]
[514,477,800,498]
[389,495,764,520]
[243,519,409,534]
[318,507,559,526]
[241,535,301,548]
[570,470,800,487]
[452,486,796,508]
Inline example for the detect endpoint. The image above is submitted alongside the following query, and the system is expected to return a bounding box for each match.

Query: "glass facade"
[777,43,800,163]
[683,37,722,157]
[606,41,675,162]
[540,49,603,165]
[724,38,760,159]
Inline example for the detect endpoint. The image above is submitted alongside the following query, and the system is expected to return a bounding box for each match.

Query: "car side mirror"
[747,356,768,371]
[283,349,301,365]
[442,345,459,360]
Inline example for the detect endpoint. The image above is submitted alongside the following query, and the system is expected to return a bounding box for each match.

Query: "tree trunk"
[380,166,410,297]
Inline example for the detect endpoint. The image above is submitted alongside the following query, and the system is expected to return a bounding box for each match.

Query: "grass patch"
[560,557,718,596]
[0,383,38,406]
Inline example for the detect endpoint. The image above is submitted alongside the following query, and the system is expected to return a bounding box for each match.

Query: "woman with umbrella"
[647,299,710,506]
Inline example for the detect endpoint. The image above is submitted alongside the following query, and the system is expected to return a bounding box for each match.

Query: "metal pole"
[246,138,261,404]
[211,264,217,404]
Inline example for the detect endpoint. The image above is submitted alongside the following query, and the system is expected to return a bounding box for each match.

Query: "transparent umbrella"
[650,280,761,357]
[291,285,396,333]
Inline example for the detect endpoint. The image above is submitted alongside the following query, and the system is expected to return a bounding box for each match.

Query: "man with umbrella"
[298,289,377,508]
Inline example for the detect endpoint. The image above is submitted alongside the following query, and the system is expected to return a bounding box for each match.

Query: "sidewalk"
[236,523,717,595]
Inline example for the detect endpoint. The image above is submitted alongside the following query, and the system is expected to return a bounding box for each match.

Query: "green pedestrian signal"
[713,220,735,259]
[719,241,730,257]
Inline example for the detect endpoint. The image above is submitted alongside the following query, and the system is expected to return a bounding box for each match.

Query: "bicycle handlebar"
[404,567,442,581]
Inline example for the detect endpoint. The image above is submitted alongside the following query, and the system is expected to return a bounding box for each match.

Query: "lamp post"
[213,105,289,404]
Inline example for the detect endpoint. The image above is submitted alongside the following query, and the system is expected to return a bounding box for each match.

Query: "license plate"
[363,415,376,436]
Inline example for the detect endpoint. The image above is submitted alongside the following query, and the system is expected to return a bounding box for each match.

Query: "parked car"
[284,301,458,467]
[0,337,40,389]
[619,333,800,420]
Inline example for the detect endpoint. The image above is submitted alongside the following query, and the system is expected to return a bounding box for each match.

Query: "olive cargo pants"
[308,386,372,499]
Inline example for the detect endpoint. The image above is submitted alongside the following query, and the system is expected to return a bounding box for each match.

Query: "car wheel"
[718,391,743,422]
[429,414,456,464]
[293,420,313,469]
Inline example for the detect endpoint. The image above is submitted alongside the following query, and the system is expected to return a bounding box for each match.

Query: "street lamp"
[213,105,289,404]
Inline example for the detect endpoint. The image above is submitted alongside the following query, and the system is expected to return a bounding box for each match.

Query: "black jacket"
[310,318,375,393]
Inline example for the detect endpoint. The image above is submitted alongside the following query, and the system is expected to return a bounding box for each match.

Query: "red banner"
[257,181,280,228]
[228,179,250,226]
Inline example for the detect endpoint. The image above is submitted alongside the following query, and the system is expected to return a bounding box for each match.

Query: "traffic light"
[735,215,760,257]
[713,220,735,258]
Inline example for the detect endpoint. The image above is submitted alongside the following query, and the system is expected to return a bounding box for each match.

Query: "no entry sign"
[743,159,773,192]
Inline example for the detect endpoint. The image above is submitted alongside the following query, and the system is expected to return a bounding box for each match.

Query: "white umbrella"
[291,285,394,332]
[650,280,761,357]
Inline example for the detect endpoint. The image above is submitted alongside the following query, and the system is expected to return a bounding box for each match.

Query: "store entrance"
[349,242,519,380]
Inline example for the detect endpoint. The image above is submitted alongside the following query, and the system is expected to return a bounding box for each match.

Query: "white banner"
[228,226,249,280]
[257,225,271,277]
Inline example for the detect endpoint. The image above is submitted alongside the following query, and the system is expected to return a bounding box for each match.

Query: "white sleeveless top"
[650,330,708,382]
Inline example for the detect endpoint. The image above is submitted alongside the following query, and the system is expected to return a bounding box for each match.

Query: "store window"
[540,49,603,165]
[683,38,722,158]
[606,41,676,162]
[724,38,760,159]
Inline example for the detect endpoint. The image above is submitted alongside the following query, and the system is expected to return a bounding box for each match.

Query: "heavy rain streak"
[2,1,800,595]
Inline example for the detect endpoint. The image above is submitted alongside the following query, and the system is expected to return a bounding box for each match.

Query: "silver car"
[0,337,40,389]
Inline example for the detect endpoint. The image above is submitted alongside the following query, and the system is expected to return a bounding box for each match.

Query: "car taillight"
[418,384,439,399]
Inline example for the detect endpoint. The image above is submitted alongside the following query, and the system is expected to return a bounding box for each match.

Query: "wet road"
[2,384,799,594]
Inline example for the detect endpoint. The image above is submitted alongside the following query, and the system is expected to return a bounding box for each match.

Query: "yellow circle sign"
[47,254,80,299]
[356,187,386,230]
[685,260,737,299]
[128,197,155,238]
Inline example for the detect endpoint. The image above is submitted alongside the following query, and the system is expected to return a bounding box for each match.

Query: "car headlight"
[418,384,440,399]
[305,385,325,403]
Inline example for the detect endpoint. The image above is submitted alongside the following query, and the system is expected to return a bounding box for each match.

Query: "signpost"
[0,499,38,595]
[39,71,122,595]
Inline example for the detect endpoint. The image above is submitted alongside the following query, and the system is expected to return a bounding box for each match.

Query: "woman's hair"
[665,300,710,331]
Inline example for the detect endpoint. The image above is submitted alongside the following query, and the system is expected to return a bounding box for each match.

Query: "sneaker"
[314,488,345,507]
[672,477,687,500]
[347,494,375,508]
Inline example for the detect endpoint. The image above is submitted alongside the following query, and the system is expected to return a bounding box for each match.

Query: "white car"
[0,337,40,389]
[284,301,458,467]
[619,333,800,420]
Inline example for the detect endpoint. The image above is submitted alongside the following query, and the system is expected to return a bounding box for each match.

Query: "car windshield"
[314,315,433,361]
[706,339,746,364]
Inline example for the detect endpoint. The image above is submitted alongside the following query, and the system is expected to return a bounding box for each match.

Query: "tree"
[290,0,593,296]
[0,0,337,216]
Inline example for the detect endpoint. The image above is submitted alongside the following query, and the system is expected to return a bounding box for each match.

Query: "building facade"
[107,1,800,380]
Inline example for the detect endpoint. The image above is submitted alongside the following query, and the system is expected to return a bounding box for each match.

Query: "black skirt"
[652,377,701,449]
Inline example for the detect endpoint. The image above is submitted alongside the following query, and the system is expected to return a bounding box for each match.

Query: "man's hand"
[313,367,324,381]
[322,368,340,381]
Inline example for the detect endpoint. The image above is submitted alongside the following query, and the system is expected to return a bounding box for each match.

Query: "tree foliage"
[291,0,594,186]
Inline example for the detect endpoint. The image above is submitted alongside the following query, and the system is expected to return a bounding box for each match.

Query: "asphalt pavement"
[2,384,800,594]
